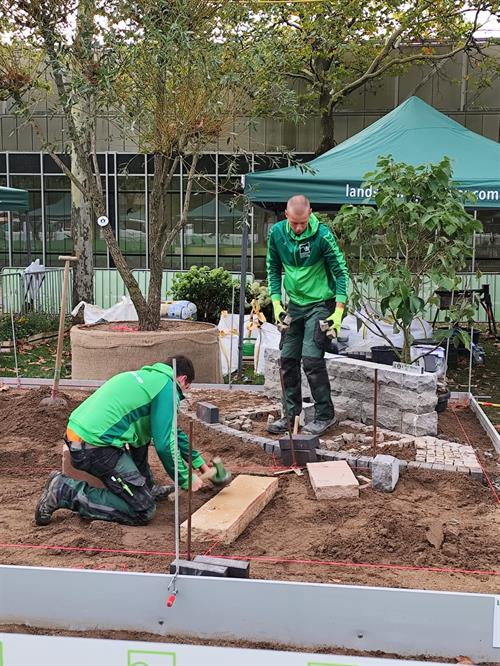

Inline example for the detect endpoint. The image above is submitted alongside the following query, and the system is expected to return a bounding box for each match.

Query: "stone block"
[196,402,219,424]
[306,461,360,500]
[332,396,362,421]
[399,371,437,394]
[361,403,403,432]
[401,411,438,436]
[376,368,403,388]
[470,468,484,481]
[169,559,228,577]
[372,454,400,492]
[279,434,319,466]
[193,555,250,579]
[62,445,104,488]
[356,455,373,470]
[181,475,278,544]
[326,357,376,382]
[379,386,437,414]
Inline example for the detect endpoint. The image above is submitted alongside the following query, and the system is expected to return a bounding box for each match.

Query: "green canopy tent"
[244,96,500,210]
[0,186,29,212]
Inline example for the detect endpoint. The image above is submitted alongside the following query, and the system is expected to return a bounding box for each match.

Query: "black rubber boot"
[35,471,64,526]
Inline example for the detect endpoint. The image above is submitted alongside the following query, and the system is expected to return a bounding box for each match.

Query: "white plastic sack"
[342,307,432,351]
[23,259,45,302]
[217,312,282,376]
[217,312,240,375]
[72,296,138,324]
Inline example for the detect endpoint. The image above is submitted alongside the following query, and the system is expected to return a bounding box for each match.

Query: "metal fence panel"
[1,268,254,314]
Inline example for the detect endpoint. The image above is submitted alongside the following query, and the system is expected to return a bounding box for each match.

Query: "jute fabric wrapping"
[71,322,222,383]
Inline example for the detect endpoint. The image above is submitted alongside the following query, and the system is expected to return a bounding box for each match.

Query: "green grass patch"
[0,333,71,379]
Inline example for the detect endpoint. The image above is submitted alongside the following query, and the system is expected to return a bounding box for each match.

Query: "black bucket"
[370,346,401,365]
[436,390,451,413]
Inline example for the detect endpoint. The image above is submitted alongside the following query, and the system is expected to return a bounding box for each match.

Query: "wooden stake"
[293,415,300,435]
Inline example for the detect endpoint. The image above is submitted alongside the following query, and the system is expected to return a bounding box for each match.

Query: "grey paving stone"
[372,454,399,492]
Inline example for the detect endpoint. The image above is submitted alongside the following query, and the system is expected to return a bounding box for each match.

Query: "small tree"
[334,156,482,363]
[256,1,493,154]
[0,0,295,330]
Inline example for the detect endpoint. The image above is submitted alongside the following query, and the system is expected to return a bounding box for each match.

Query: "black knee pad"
[281,356,301,382]
[303,356,329,383]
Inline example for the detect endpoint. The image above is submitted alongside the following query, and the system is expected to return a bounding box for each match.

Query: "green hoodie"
[67,363,204,490]
[267,213,349,306]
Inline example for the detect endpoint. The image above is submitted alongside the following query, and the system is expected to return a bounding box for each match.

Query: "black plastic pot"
[370,346,401,365]
[436,390,451,413]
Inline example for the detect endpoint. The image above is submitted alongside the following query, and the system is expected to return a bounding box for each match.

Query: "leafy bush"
[334,156,482,362]
[0,312,61,343]
[170,266,239,324]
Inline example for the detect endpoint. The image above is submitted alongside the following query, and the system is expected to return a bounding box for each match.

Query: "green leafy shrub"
[0,312,61,343]
[334,156,482,362]
[170,266,239,324]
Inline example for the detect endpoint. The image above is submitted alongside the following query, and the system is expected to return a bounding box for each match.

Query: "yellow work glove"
[272,300,285,324]
[326,306,344,334]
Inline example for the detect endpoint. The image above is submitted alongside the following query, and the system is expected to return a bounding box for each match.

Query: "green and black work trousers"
[58,440,157,525]
[280,300,335,423]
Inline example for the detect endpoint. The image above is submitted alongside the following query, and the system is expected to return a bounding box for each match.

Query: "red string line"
[450,405,500,505]
[0,541,498,577]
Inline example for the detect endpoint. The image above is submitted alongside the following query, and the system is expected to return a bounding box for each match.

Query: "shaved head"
[286,194,311,214]
[285,194,311,236]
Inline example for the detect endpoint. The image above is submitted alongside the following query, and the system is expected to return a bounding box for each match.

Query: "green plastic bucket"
[242,340,255,358]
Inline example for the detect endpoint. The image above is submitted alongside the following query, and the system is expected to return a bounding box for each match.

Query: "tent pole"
[237,200,249,380]
[471,211,477,273]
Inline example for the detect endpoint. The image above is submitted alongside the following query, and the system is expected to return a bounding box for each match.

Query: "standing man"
[35,355,211,526]
[267,195,349,435]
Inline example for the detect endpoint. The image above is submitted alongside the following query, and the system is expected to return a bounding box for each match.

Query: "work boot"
[35,471,64,526]
[303,416,337,436]
[150,484,174,502]
[267,417,291,434]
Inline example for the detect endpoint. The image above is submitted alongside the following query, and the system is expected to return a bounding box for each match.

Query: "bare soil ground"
[0,387,498,597]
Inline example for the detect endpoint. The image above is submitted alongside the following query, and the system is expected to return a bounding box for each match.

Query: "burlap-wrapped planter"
[71,321,222,383]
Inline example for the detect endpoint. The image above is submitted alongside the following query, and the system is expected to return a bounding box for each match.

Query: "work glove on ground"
[326,306,344,334]
[272,300,286,324]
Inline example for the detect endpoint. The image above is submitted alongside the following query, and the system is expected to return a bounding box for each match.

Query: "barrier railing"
[1,268,255,314]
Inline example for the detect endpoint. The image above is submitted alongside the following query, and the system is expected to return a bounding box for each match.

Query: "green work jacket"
[67,363,203,490]
[266,213,349,306]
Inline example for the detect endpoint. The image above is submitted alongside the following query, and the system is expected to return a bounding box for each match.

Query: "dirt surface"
[439,403,500,488]
[0,387,499,598]
[77,319,214,333]
[185,388,277,415]
[0,625,478,663]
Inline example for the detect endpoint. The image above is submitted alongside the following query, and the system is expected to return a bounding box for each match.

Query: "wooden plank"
[181,475,278,544]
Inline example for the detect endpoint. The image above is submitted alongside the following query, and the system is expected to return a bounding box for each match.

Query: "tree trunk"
[316,104,335,156]
[70,141,94,318]
[145,246,163,331]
